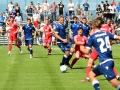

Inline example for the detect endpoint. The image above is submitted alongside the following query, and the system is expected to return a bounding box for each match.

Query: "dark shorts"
[57,42,72,53]
[92,61,116,81]
[25,39,33,46]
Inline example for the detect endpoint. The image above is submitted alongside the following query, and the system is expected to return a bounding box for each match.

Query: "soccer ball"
[60,65,67,72]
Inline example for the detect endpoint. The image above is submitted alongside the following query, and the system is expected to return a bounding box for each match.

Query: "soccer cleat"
[48,53,51,55]
[65,63,72,69]
[20,48,23,53]
[81,78,90,82]
[8,51,11,55]
[30,54,33,58]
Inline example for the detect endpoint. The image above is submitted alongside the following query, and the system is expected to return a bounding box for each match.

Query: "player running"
[81,18,120,82]
[55,16,74,68]
[80,19,120,90]
[43,19,53,55]
[70,27,89,68]
[22,18,36,58]
[7,16,22,55]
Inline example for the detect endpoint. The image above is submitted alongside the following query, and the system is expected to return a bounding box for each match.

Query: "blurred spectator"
[42,0,50,21]
[8,1,14,13]
[105,1,110,7]
[96,5,102,16]
[0,14,5,33]
[116,2,120,14]
[33,9,40,21]
[104,5,110,21]
[83,0,89,17]
[68,0,74,15]
[100,1,105,12]
[15,3,20,14]
[79,12,86,22]
[76,4,82,18]
[29,1,36,9]
[37,7,43,21]
[88,12,94,22]
[58,1,64,16]
[26,6,33,21]
[12,6,16,15]
[10,12,16,19]
[110,0,116,6]
[63,12,69,20]
[5,9,10,19]
[15,12,22,24]
[50,1,58,21]
[36,2,41,10]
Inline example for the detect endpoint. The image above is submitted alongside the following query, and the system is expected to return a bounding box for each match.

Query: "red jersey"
[43,25,52,37]
[101,24,114,33]
[33,21,40,28]
[9,22,18,36]
[74,35,87,50]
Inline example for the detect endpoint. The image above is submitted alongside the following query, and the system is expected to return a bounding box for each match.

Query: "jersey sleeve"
[55,25,59,33]
[86,36,93,49]
[107,33,116,40]
[70,24,73,31]
[22,25,25,31]
[32,26,36,31]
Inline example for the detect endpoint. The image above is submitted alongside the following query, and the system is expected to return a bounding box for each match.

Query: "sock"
[27,48,30,51]
[65,53,73,64]
[48,48,51,53]
[92,80,100,90]
[8,44,12,51]
[86,66,92,78]
[71,58,79,67]
[15,44,20,48]
[113,68,119,76]
[92,62,95,66]
[29,48,33,55]
[60,55,68,65]
[117,85,120,90]
[44,46,48,49]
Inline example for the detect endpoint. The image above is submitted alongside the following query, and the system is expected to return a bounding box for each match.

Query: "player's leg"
[8,38,12,55]
[47,37,52,55]
[71,51,80,68]
[113,68,120,80]
[28,40,33,58]
[14,39,22,53]
[89,65,102,90]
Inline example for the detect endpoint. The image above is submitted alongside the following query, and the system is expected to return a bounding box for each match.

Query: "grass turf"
[0,45,120,90]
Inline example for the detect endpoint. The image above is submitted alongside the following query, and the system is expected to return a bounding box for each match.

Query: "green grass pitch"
[0,45,120,90]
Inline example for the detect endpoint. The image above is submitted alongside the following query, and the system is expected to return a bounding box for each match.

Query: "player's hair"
[82,17,87,20]
[92,19,101,29]
[9,16,14,19]
[96,17,104,25]
[106,18,111,21]
[58,16,64,20]
[73,16,77,19]
[78,27,83,31]
[27,18,31,21]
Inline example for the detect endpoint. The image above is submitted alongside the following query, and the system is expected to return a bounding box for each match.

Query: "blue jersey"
[83,3,89,11]
[55,21,68,42]
[87,30,116,63]
[51,21,57,28]
[22,24,35,40]
[81,24,90,37]
[70,23,81,37]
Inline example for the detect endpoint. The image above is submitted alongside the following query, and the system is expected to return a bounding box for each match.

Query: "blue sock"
[92,80,100,90]
[117,85,120,90]
[66,53,73,64]
[27,48,30,51]
[60,55,67,66]
[29,48,33,55]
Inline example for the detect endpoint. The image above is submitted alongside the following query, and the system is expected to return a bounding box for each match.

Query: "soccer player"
[43,19,53,55]
[70,27,89,68]
[55,16,74,68]
[70,16,81,44]
[22,18,36,58]
[81,18,120,82]
[81,17,90,38]
[7,16,22,55]
[80,19,120,90]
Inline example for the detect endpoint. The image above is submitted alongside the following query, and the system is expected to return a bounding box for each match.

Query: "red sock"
[113,68,118,76]
[92,62,95,66]
[8,44,12,51]
[71,58,79,67]
[15,44,20,48]
[86,66,91,78]
[44,46,48,49]
[48,48,51,53]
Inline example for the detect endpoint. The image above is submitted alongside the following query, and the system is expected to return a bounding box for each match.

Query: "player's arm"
[74,36,85,45]
[54,26,67,43]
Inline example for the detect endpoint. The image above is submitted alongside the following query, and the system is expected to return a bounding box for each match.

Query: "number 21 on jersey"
[97,36,111,53]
